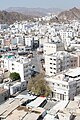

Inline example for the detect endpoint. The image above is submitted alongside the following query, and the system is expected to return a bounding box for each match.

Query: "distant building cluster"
[0,14,80,119]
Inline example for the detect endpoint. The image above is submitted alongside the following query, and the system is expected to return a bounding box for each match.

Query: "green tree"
[9,72,20,81]
[28,74,51,97]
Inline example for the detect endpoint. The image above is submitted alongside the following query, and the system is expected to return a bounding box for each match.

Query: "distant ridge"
[0,7,80,24]
[58,7,80,21]
[0,10,35,24]
[6,7,63,16]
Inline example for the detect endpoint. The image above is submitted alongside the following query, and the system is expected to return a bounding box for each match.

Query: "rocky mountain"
[0,11,35,24]
[58,7,80,21]
[0,7,80,25]
[6,7,63,16]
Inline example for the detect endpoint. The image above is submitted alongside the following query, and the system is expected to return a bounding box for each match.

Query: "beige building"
[0,98,46,120]
[44,40,64,55]
[45,50,80,77]
[70,52,80,68]
[70,54,78,68]
[45,51,70,76]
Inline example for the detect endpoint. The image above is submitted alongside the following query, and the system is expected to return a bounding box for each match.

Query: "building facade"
[1,56,31,82]
[43,40,64,55]
[45,67,80,101]
[45,51,70,76]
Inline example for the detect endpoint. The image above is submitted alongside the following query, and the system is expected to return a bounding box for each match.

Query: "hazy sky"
[0,0,80,10]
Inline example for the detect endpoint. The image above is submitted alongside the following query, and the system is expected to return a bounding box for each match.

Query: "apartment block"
[70,54,78,68]
[60,29,74,41]
[1,55,31,82]
[45,67,80,101]
[44,40,64,55]
[45,51,70,76]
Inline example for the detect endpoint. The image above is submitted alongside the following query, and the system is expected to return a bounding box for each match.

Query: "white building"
[25,37,33,47]
[60,29,74,41]
[1,55,31,82]
[45,51,70,76]
[45,67,80,101]
[10,81,27,95]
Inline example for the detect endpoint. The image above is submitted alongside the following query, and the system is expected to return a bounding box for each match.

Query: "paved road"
[31,51,44,73]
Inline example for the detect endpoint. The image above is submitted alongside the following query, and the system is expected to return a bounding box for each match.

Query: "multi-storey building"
[25,37,33,48]
[60,29,74,41]
[45,67,80,101]
[1,55,31,82]
[43,40,64,55]
[70,54,78,68]
[45,51,70,76]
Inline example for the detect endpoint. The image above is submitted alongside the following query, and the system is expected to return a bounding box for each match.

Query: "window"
[50,71,52,73]
[62,85,66,87]
[69,85,71,88]
[50,67,52,69]
[57,84,59,86]
[77,86,79,88]
[12,68,14,70]
[53,59,56,61]
[50,63,52,64]
[54,68,56,70]
[66,85,68,89]
[50,58,52,60]
[74,60,76,62]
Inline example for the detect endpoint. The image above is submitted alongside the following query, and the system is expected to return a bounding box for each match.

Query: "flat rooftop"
[65,101,79,113]
[5,106,45,120]
[63,101,80,120]
[65,67,80,77]
[16,90,37,100]
[49,101,68,115]
[0,98,28,119]
[44,100,58,111]
[3,55,30,64]
[23,107,45,120]
[48,51,69,57]
[27,96,46,108]
[6,106,27,120]
[45,67,80,83]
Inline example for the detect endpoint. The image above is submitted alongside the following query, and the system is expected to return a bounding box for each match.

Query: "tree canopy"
[9,72,20,81]
[28,74,51,97]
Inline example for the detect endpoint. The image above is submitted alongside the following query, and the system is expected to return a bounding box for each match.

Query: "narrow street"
[31,50,44,73]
